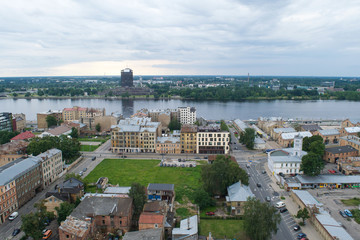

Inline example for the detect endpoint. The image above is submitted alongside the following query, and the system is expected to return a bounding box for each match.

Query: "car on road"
[266,196,271,202]
[262,170,266,174]
[8,211,19,221]
[339,210,347,218]
[83,167,87,172]
[246,164,250,168]
[256,183,262,188]
[344,209,353,217]
[43,229,52,239]
[264,149,275,153]
[78,171,83,176]
[12,229,21,236]
[92,156,96,161]
[206,212,215,216]
[42,229,48,234]
[297,233,307,239]
[279,208,288,213]
[279,172,285,177]
[248,173,251,177]
[294,225,301,231]
[275,201,285,208]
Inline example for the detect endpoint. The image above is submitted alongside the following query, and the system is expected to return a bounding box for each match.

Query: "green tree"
[243,197,281,240]
[12,92,18,97]
[46,115,58,128]
[193,187,215,210]
[301,152,325,176]
[25,92,31,97]
[21,212,44,240]
[240,128,256,149]
[70,127,79,139]
[0,130,19,144]
[309,140,325,156]
[302,135,323,151]
[220,120,229,131]
[55,202,75,224]
[201,155,249,196]
[129,182,147,221]
[37,90,44,96]
[295,208,310,225]
[168,118,181,131]
[95,123,101,132]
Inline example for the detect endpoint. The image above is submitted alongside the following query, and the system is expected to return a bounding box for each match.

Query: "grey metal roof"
[226,181,255,202]
[123,229,163,240]
[37,148,61,160]
[325,145,357,154]
[281,131,312,140]
[269,148,307,163]
[318,129,339,136]
[301,124,322,131]
[345,127,360,133]
[234,119,249,131]
[147,183,174,191]
[157,136,180,144]
[273,127,295,133]
[104,187,131,194]
[292,190,323,207]
[316,209,354,240]
[0,157,41,185]
[172,215,198,237]
[296,175,360,184]
[340,135,360,146]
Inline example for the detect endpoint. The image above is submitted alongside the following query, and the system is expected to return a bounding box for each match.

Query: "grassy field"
[80,145,99,152]
[199,219,248,239]
[78,136,110,143]
[342,198,360,206]
[84,159,202,199]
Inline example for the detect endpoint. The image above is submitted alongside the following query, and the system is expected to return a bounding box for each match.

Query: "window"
[102,220,105,224]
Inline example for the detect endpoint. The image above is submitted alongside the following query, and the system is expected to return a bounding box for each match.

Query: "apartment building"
[0,179,17,224]
[314,129,340,145]
[62,106,105,126]
[156,136,181,154]
[180,125,198,153]
[278,131,312,147]
[111,117,161,153]
[196,125,230,154]
[37,149,63,188]
[340,135,360,154]
[178,107,196,125]
[37,110,62,130]
[0,140,29,167]
[13,113,26,132]
[340,127,360,137]
[0,112,13,132]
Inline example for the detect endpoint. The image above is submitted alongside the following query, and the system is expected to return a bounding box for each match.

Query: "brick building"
[180,125,198,153]
[37,149,64,188]
[323,145,358,164]
[37,110,62,130]
[0,179,17,224]
[0,140,29,167]
[314,129,340,145]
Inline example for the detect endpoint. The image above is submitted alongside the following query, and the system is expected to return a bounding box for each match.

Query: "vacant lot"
[199,219,248,239]
[84,159,202,198]
[80,145,99,151]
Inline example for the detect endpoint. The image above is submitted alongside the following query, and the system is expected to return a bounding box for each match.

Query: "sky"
[1,0,360,77]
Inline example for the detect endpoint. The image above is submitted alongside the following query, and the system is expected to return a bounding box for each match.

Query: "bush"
[280,196,286,200]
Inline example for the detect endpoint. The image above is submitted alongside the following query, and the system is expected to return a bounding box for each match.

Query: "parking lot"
[307,188,360,239]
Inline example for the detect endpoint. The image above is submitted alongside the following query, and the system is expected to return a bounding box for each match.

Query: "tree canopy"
[46,115,58,128]
[129,182,147,221]
[0,130,19,144]
[193,187,215,210]
[302,135,323,152]
[95,123,101,132]
[168,118,181,131]
[301,152,325,176]
[56,202,75,224]
[295,208,310,225]
[201,155,248,196]
[240,128,256,149]
[243,197,281,240]
[70,127,79,139]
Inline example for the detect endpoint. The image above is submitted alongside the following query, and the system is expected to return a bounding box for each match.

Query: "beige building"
[43,195,64,216]
[180,125,198,153]
[340,135,360,154]
[111,118,161,153]
[196,125,229,154]
[0,180,17,224]
[156,136,181,154]
[314,129,340,145]
[257,117,284,135]
[94,115,117,132]
[270,127,295,141]
[226,181,255,215]
[278,131,312,147]
[0,140,29,167]
[37,110,62,130]
[37,149,64,188]
[13,113,26,132]
[62,106,105,124]
[339,127,360,137]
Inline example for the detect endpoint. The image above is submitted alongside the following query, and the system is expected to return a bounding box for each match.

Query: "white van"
[275,201,285,208]
[9,212,19,221]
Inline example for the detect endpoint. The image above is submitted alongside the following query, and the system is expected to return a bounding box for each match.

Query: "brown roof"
[143,201,166,213]
[11,131,35,141]
[47,125,72,136]
[181,124,198,133]
[0,140,29,154]
[139,213,164,224]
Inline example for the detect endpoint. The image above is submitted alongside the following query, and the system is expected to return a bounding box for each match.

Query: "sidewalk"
[264,163,324,240]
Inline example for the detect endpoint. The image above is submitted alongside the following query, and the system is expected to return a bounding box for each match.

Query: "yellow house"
[226,181,255,215]
[43,195,64,216]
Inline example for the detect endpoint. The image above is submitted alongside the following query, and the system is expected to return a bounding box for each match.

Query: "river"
[2,98,359,121]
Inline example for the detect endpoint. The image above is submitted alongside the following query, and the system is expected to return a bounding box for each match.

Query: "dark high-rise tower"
[121,68,133,87]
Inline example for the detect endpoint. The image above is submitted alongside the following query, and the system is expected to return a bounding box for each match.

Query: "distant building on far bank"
[121,68,134,87]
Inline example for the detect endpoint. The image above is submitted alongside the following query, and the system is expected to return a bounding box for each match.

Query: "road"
[227,122,302,240]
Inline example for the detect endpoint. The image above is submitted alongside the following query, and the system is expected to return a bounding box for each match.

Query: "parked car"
[246,164,250,168]
[42,229,48,234]
[12,229,20,236]
[344,209,353,217]
[78,171,83,176]
[83,167,87,172]
[262,170,266,174]
[279,172,285,177]
[339,210,347,218]
[266,196,271,202]
[206,212,215,216]
[92,156,96,161]
[275,201,285,208]
[294,225,301,231]
[257,183,262,188]
[8,212,19,221]
[43,229,52,239]
[297,233,307,239]
[279,208,288,213]
[265,149,275,153]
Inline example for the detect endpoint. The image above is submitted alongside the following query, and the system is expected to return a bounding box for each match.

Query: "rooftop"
[325,145,358,154]
[273,127,295,133]
[37,148,62,161]
[139,213,164,224]
[296,175,360,184]
[172,215,198,237]
[104,187,131,194]
[10,131,35,141]
[345,127,360,133]
[46,125,72,136]
[0,157,41,185]
[59,216,90,238]
[301,124,322,131]
[292,190,323,207]
[157,136,180,144]
[226,181,255,202]
[180,124,198,133]
[281,131,312,140]
[0,140,29,154]
[148,183,174,192]
[234,119,249,131]
[123,229,163,240]
[318,129,340,136]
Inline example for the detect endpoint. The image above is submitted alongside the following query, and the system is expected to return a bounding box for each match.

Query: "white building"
[172,215,198,240]
[268,136,307,175]
[37,149,64,188]
[178,107,196,125]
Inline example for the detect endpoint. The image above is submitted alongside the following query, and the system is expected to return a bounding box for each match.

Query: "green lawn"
[84,159,202,199]
[78,136,110,143]
[80,145,99,151]
[342,198,360,206]
[199,219,248,239]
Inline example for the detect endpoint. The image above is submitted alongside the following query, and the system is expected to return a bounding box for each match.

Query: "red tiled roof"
[11,131,35,141]
[139,213,164,224]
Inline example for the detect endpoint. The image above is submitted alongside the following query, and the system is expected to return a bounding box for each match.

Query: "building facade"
[340,135,360,154]
[196,125,229,154]
[121,68,134,87]
[323,145,358,164]
[226,181,255,215]
[178,107,196,125]
[0,112,13,131]
[37,110,62,130]
[278,131,312,147]
[314,129,340,145]
[156,136,181,154]
[0,180,17,224]
[0,140,29,167]
[37,149,64,188]
[13,113,26,132]
[180,125,198,153]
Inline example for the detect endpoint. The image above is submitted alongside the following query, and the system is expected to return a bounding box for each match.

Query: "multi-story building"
[0,157,42,212]
[268,136,307,175]
[147,183,175,203]
[13,113,26,132]
[178,107,196,125]
[0,112,13,131]
[156,136,181,154]
[121,68,134,87]
[37,110,62,130]
[340,135,360,154]
[340,127,360,137]
[0,140,29,167]
[314,129,340,145]
[37,149,63,188]
[62,106,87,122]
[278,131,312,147]
[196,125,229,154]
[46,178,84,203]
[111,117,161,153]
[180,125,198,153]
[270,127,295,141]
[323,145,358,163]
[0,179,17,224]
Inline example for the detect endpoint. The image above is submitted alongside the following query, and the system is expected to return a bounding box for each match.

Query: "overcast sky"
[1,0,360,77]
